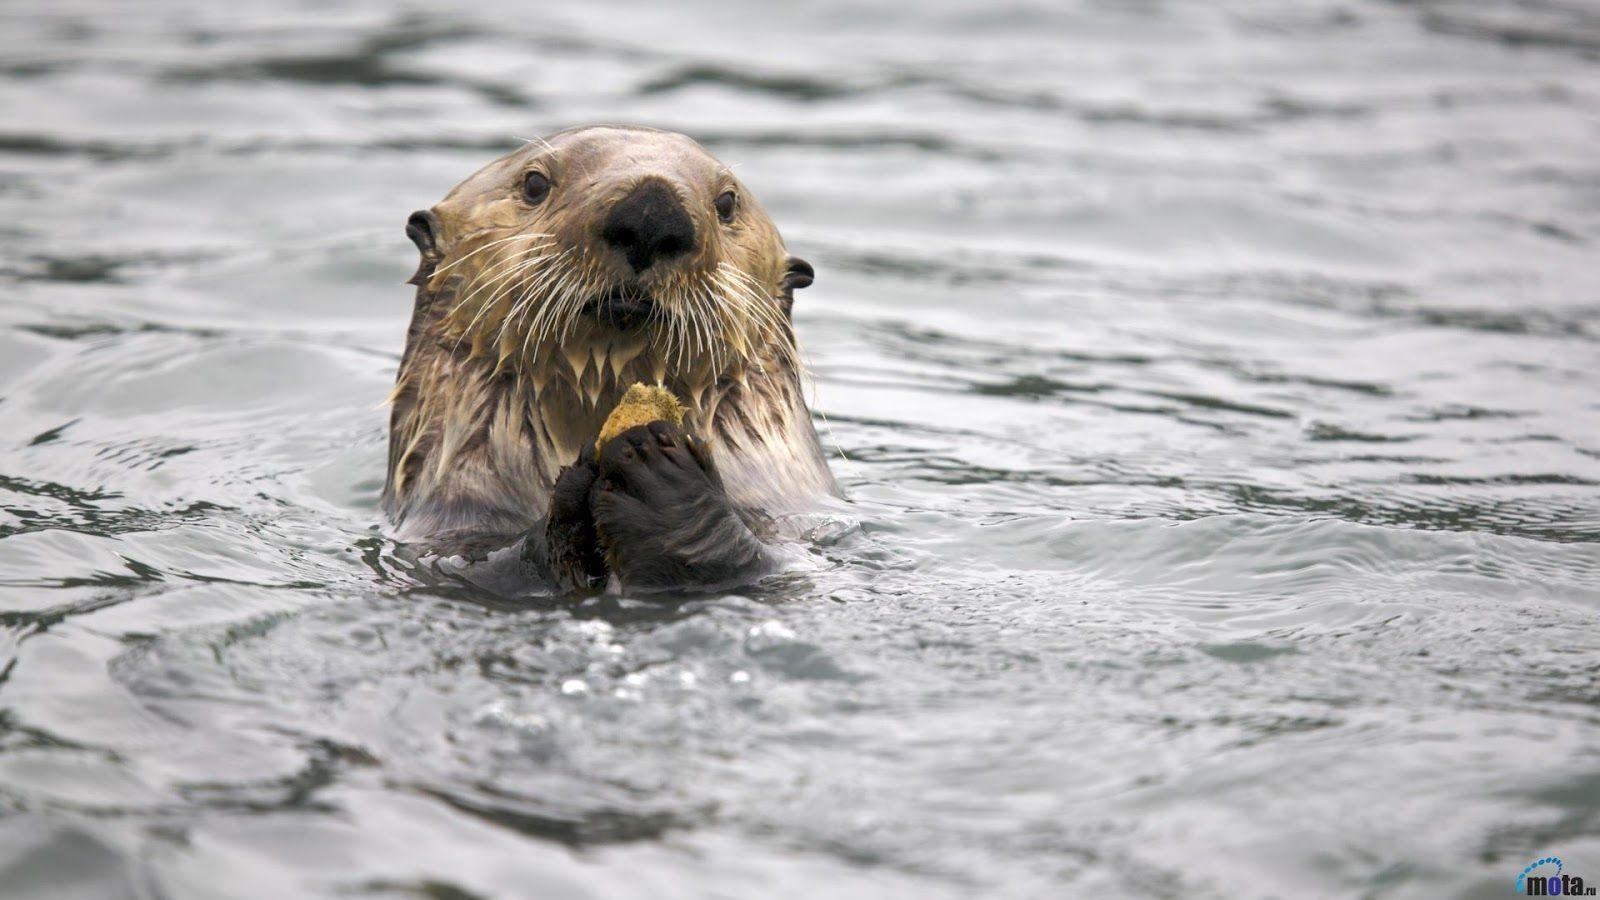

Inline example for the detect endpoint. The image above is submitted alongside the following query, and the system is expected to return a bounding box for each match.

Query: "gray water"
[2,1,1599,897]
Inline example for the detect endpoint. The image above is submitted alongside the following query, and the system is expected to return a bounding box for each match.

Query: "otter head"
[405,125,814,393]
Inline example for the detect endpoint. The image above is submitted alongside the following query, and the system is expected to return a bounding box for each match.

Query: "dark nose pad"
[600,180,696,274]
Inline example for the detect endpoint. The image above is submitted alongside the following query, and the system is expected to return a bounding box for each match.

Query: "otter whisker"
[676,287,702,373]
[707,277,736,360]
[714,262,767,306]
[714,268,778,342]
[681,283,700,368]
[714,265,798,375]
[717,263,786,332]
[443,238,553,324]
[667,286,690,372]
[505,253,576,353]
[696,282,724,369]
[432,232,553,276]
[723,264,792,346]
[713,277,761,366]
[486,249,559,324]
[516,252,578,360]
[443,235,565,337]
[504,248,574,347]
[437,245,552,334]
[551,262,591,347]
[457,255,558,354]
[452,245,557,351]
[681,291,700,371]
[688,291,707,372]
[442,245,528,321]
[447,255,540,348]
[522,249,575,334]
[665,296,684,374]
[686,278,725,372]
[531,253,591,357]
[520,249,582,357]
[642,292,667,363]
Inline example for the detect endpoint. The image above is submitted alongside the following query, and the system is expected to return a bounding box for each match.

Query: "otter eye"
[522,171,552,204]
[715,190,736,223]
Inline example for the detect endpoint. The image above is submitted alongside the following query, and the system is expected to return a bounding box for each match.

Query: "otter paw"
[534,453,607,592]
[591,421,767,588]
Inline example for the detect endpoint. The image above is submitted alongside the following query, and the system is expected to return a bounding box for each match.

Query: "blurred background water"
[1,0,1599,896]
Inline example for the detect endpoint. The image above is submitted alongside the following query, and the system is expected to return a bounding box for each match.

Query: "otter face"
[406,125,813,385]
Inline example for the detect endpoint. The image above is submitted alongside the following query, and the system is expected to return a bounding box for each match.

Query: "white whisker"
[506,250,572,340]
[432,232,553,275]
[519,250,578,359]
[442,238,553,322]
[523,250,580,352]
[452,247,554,351]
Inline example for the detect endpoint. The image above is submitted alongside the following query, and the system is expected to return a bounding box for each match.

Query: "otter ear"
[406,209,441,258]
[782,255,814,291]
[405,209,442,286]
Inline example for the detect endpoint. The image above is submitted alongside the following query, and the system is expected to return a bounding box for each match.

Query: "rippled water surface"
[3,1,1600,896]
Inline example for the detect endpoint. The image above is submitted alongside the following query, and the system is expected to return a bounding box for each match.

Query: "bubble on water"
[743,619,859,681]
[473,701,551,736]
[747,620,796,642]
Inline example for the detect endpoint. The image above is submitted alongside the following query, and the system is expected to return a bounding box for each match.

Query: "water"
[2,0,1599,896]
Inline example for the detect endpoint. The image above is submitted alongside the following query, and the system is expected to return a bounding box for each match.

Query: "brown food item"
[595,383,687,454]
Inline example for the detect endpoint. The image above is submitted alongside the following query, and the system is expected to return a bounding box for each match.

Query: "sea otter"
[382,125,839,592]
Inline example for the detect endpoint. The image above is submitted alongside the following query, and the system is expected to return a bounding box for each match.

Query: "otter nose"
[600,180,696,274]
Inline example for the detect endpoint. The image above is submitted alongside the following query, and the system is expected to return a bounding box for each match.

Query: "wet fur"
[382,126,838,564]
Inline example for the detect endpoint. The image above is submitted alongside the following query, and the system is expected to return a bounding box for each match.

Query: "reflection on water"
[2,0,1599,896]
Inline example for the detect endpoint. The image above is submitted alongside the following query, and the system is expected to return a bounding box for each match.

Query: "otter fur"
[382,125,838,591]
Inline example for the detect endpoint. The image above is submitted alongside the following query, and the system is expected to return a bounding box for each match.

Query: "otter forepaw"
[528,453,607,592]
[591,421,770,589]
